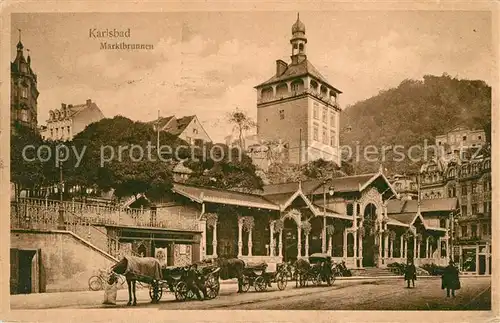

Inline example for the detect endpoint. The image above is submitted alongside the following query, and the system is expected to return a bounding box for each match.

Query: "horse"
[293,258,311,287]
[109,256,162,306]
[208,257,246,293]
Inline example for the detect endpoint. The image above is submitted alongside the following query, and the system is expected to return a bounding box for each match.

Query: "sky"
[11,11,493,142]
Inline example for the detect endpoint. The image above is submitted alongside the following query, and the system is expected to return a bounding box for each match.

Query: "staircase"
[351,267,398,277]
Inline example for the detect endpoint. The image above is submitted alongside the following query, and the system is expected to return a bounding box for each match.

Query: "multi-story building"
[388,174,418,200]
[150,115,212,145]
[420,131,491,275]
[11,36,39,131]
[255,14,342,166]
[41,99,105,141]
[435,126,486,155]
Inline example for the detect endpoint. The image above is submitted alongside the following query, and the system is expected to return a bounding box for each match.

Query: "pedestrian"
[185,264,206,301]
[404,259,417,288]
[441,260,461,298]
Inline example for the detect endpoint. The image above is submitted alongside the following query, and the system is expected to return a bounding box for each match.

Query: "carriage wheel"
[205,276,220,299]
[276,273,287,291]
[241,276,251,292]
[254,276,267,292]
[88,276,103,291]
[174,281,189,301]
[328,273,335,286]
[149,282,163,302]
[313,273,322,286]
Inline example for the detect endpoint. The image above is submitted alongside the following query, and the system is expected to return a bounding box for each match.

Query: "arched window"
[261,87,273,100]
[290,79,304,93]
[276,83,288,96]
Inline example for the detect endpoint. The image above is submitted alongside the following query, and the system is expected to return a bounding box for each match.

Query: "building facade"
[151,115,212,145]
[420,138,491,275]
[255,15,342,166]
[11,38,39,131]
[41,99,105,141]
[388,174,418,200]
[435,126,486,155]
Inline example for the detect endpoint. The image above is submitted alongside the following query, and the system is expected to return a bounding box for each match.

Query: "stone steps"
[351,267,396,277]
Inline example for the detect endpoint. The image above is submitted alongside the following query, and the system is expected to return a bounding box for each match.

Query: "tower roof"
[292,13,305,34]
[254,58,342,93]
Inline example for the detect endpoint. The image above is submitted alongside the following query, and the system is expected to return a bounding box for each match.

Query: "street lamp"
[57,150,66,230]
[323,180,335,253]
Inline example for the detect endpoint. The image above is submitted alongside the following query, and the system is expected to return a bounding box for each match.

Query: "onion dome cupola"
[290,13,307,64]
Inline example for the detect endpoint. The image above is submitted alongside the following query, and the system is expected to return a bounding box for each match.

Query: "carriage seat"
[246,262,268,271]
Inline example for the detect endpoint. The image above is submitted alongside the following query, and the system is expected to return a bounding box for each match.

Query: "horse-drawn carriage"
[241,262,288,292]
[295,253,335,287]
[110,256,221,305]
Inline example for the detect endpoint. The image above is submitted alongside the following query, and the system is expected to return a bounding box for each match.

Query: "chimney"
[61,103,66,109]
[86,99,92,105]
[276,60,288,77]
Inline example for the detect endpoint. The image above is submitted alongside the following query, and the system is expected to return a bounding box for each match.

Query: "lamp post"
[322,181,335,253]
[57,152,66,230]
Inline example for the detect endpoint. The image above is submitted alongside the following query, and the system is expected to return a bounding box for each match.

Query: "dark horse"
[109,256,162,306]
[293,258,311,287]
[205,257,246,293]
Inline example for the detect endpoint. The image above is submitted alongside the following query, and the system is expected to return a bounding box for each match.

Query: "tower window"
[322,127,328,144]
[313,103,319,120]
[291,83,299,92]
[279,109,285,120]
[299,43,304,51]
[193,128,198,134]
[21,87,28,98]
[313,124,319,141]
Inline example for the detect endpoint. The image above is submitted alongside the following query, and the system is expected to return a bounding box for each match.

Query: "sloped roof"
[255,59,342,93]
[387,198,458,214]
[260,179,322,196]
[311,174,377,194]
[387,212,415,225]
[169,115,195,136]
[148,116,175,129]
[172,183,279,210]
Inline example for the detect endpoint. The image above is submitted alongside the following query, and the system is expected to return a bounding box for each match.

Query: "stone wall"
[11,230,116,292]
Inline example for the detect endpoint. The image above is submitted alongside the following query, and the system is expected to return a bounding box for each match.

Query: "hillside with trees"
[339,74,491,175]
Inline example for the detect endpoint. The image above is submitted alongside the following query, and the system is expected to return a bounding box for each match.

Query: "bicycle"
[88,268,125,291]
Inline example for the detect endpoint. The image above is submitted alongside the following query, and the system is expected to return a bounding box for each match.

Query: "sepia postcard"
[0,1,498,322]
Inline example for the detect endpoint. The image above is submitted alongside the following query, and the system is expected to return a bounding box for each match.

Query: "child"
[103,273,118,305]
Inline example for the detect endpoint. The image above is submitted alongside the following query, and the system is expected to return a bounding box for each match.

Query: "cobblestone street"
[10,276,491,311]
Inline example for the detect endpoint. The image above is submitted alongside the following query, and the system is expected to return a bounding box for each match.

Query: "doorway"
[10,249,39,294]
[362,203,377,267]
[283,218,298,262]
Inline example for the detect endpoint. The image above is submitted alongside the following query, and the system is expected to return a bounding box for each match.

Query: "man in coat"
[404,259,417,288]
[442,260,461,297]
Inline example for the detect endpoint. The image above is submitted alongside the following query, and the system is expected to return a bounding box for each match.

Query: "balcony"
[257,88,339,108]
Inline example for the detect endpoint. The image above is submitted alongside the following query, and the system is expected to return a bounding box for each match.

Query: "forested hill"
[339,74,491,175]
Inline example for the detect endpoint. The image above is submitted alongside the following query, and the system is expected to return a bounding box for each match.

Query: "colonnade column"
[384,233,389,259]
[248,226,253,257]
[426,237,430,258]
[237,217,243,257]
[413,236,417,260]
[297,226,302,258]
[400,235,404,259]
[321,216,327,253]
[305,233,310,257]
[212,221,218,258]
[390,238,394,259]
[269,221,275,257]
[278,229,283,258]
[343,229,347,258]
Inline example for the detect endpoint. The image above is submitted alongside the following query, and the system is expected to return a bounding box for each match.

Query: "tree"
[64,116,185,201]
[227,109,256,149]
[265,158,349,184]
[184,142,263,192]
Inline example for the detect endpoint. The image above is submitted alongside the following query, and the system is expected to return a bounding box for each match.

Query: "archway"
[283,218,298,262]
[362,203,377,267]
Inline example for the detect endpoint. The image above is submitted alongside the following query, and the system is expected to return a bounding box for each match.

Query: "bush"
[387,262,407,275]
[420,263,446,276]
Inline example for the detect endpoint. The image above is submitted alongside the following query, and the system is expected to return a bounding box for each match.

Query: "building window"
[461,205,467,216]
[482,223,488,237]
[471,203,478,214]
[439,218,447,228]
[313,103,319,120]
[279,109,285,120]
[471,224,477,238]
[483,180,490,192]
[330,111,335,126]
[50,129,53,138]
[463,136,467,141]
[313,124,319,141]
[461,185,467,196]
[322,127,328,144]
[19,110,28,122]
[461,225,468,237]
[67,126,71,136]
[330,130,336,146]
[186,137,192,144]
[21,87,28,98]
[291,83,299,92]
[55,128,59,137]
[478,135,482,140]
[322,107,327,123]
[193,128,198,134]
[472,183,478,194]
